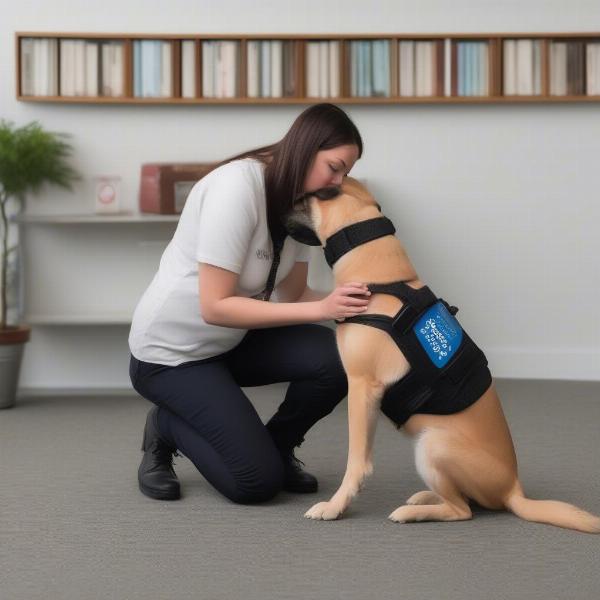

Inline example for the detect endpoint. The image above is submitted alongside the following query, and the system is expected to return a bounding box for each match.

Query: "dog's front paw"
[304,501,343,521]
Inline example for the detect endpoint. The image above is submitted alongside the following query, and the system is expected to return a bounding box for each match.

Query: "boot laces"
[150,442,179,463]
[286,451,305,469]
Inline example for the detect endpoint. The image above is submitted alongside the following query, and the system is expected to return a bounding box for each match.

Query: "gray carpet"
[1,379,599,600]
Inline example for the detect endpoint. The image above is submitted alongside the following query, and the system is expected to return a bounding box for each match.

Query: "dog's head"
[285,177,382,246]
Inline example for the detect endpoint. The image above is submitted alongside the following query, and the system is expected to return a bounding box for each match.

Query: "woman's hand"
[318,282,371,321]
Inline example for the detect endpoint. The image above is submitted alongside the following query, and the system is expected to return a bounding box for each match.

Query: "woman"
[128,103,371,504]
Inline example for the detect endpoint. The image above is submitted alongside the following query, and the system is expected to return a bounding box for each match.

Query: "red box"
[139,163,215,214]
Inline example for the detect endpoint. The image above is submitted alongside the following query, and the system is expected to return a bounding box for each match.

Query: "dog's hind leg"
[305,376,383,521]
[389,498,472,523]
[406,490,443,505]
[389,428,472,523]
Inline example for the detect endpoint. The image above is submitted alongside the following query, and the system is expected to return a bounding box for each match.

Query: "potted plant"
[0,120,79,408]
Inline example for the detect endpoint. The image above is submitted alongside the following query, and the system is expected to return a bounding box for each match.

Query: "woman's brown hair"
[213,103,363,247]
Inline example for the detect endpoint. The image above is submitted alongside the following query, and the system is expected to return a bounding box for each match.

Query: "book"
[181,40,196,98]
[260,41,271,97]
[567,41,585,95]
[329,41,340,97]
[283,41,297,96]
[247,41,260,98]
[271,40,283,98]
[85,42,99,96]
[20,38,35,95]
[399,41,414,96]
[160,41,172,97]
[306,41,320,97]
[444,39,452,96]
[202,41,213,97]
[587,42,600,95]
[372,40,390,96]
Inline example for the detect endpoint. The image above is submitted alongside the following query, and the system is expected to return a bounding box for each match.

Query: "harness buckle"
[391,304,420,334]
[439,298,459,315]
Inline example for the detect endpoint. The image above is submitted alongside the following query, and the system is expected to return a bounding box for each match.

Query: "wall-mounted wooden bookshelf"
[15,32,600,104]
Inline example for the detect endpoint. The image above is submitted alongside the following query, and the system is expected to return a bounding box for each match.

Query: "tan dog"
[291,177,600,533]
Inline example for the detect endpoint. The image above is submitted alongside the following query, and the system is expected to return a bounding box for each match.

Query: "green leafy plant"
[0,120,79,330]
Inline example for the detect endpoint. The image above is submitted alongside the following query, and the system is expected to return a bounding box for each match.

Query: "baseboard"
[17,387,139,398]
[486,348,600,381]
[16,382,291,399]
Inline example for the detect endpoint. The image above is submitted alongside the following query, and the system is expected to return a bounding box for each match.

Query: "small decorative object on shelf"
[15,31,600,104]
[93,175,121,214]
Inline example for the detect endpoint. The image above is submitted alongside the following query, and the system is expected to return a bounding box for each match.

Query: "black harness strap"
[324,216,396,268]
[340,282,438,334]
[371,282,438,334]
[260,237,285,302]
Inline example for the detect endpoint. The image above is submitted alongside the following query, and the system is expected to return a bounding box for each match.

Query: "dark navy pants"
[129,324,348,504]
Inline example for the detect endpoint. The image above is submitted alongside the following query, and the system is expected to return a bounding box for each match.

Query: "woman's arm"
[199,262,325,329]
[200,262,370,329]
[275,261,329,303]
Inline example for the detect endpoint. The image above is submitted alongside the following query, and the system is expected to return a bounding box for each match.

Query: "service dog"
[285,177,600,533]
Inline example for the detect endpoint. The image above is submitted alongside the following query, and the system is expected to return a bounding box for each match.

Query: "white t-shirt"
[128,158,312,366]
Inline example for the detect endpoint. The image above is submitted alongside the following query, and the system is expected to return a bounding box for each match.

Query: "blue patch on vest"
[413,302,463,368]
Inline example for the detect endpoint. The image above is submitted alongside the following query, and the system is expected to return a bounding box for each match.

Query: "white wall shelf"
[14,212,179,224]
[16,213,179,327]
[26,313,133,325]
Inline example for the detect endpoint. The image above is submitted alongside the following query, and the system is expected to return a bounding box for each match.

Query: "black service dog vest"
[341,281,492,428]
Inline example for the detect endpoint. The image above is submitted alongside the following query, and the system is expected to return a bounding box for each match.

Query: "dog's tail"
[504,482,600,534]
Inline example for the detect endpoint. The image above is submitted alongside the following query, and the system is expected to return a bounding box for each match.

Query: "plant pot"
[0,325,31,409]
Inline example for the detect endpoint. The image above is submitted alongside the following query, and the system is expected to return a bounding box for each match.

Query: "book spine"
[444,38,451,96]
[306,42,319,97]
[20,38,35,95]
[247,40,260,98]
[329,41,340,97]
[271,40,283,98]
[161,41,172,97]
[399,41,414,97]
[503,39,515,95]
[85,42,99,96]
[261,41,271,97]
[202,41,213,97]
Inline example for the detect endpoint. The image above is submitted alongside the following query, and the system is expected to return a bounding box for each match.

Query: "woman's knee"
[218,448,285,504]
[226,461,285,504]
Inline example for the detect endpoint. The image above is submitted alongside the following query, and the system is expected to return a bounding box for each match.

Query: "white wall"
[2,0,599,390]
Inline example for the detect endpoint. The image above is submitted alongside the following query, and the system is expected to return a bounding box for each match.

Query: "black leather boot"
[281,451,318,493]
[138,407,181,500]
